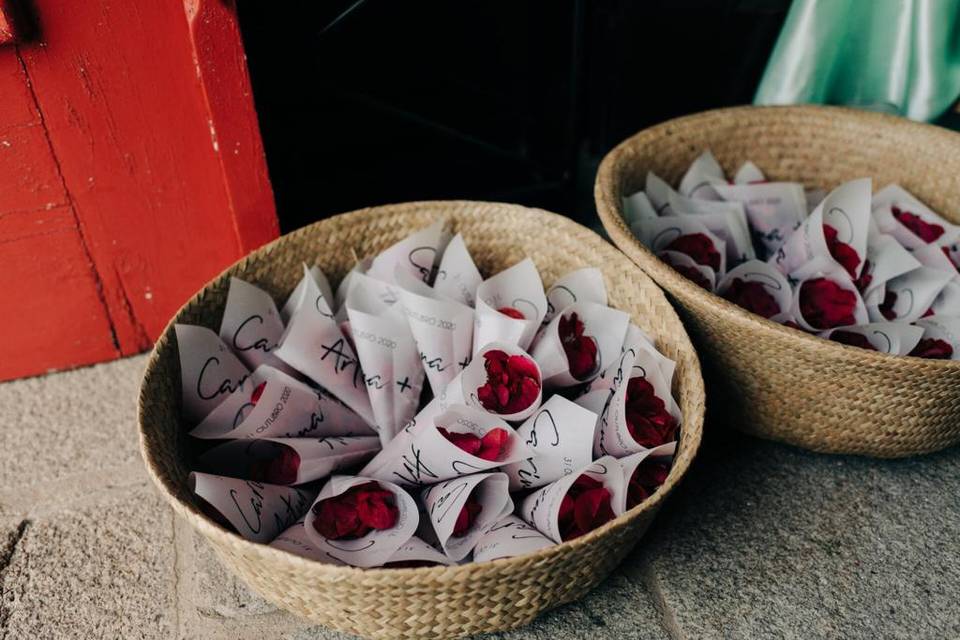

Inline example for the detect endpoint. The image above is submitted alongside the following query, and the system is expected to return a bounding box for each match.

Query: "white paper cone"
[633,215,728,275]
[866,267,954,324]
[270,519,346,565]
[176,324,251,424]
[281,265,334,323]
[189,472,315,544]
[304,476,419,568]
[861,234,923,301]
[383,535,454,567]
[734,161,765,184]
[789,260,869,331]
[502,395,598,492]
[657,250,718,291]
[712,181,807,259]
[190,365,375,439]
[678,149,726,200]
[472,515,554,562]
[367,220,450,286]
[519,456,624,544]
[473,258,547,352]
[363,404,532,487]
[645,172,677,215]
[622,191,659,226]
[820,322,924,356]
[771,178,871,278]
[532,301,630,388]
[716,259,793,317]
[397,282,474,395]
[616,442,676,514]
[667,190,755,264]
[542,267,608,326]
[218,277,291,374]
[433,233,483,308]
[274,267,375,425]
[196,436,380,485]
[422,472,513,561]
[346,277,426,446]
[913,317,960,359]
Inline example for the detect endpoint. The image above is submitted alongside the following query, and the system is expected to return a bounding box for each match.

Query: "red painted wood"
[0,46,119,378]
[0,0,278,379]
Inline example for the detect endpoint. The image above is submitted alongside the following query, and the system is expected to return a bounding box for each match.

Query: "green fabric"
[754,0,960,122]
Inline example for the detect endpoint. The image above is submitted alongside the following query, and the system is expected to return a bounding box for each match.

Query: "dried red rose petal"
[830,330,875,351]
[248,446,301,484]
[312,481,399,540]
[823,224,861,279]
[909,338,954,359]
[798,278,858,329]
[722,278,780,318]
[250,381,266,405]
[878,290,898,321]
[452,492,483,537]
[476,350,541,414]
[854,259,873,293]
[665,233,722,271]
[626,460,671,510]
[437,426,510,462]
[660,253,711,289]
[559,312,599,380]
[893,206,944,242]
[624,377,677,448]
[498,307,525,320]
[558,474,615,541]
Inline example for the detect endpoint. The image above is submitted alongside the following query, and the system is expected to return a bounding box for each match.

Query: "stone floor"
[0,355,957,639]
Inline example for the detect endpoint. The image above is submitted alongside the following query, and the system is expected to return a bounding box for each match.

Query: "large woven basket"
[138,201,705,639]
[596,105,960,458]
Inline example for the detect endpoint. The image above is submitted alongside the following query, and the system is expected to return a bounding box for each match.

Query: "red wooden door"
[0,0,278,380]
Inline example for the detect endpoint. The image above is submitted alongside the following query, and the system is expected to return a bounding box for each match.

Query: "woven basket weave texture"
[138,201,705,639]
[595,105,960,458]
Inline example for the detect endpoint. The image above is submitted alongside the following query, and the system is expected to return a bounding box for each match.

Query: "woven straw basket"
[596,105,960,458]
[138,201,705,639]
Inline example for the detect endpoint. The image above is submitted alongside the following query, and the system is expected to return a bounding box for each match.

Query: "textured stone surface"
[0,355,148,491]
[643,431,960,640]
[0,486,177,639]
[2,354,959,640]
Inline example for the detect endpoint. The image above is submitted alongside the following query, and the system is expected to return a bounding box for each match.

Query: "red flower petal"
[798,278,858,330]
[879,290,898,321]
[626,460,671,510]
[250,381,266,405]
[498,307,525,320]
[477,350,541,414]
[452,493,483,537]
[660,253,712,289]
[437,426,482,456]
[312,482,398,540]
[560,474,614,541]
[665,233,722,271]
[722,278,781,318]
[559,312,599,380]
[830,330,875,351]
[823,224,861,279]
[909,337,954,359]
[248,446,301,485]
[477,428,510,461]
[624,377,677,448]
[893,206,944,242]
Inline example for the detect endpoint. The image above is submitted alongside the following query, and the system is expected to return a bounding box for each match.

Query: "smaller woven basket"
[596,105,960,458]
[138,201,705,640]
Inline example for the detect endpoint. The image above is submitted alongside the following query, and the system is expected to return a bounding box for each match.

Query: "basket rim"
[138,199,706,580]
[595,104,960,371]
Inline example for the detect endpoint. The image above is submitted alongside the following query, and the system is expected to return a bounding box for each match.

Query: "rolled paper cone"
[866,267,953,324]
[270,519,347,565]
[176,324,251,425]
[667,190,755,265]
[632,215,728,276]
[366,220,450,286]
[711,181,807,260]
[304,476,419,569]
[382,535,454,567]
[616,442,676,514]
[196,436,381,485]
[716,260,793,318]
[189,472,315,544]
[421,472,513,562]
[542,267,608,326]
[678,149,725,200]
[914,316,960,359]
[473,258,547,352]
[282,264,334,323]
[433,233,483,308]
[820,322,923,355]
[472,515,554,563]
[219,277,291,373]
